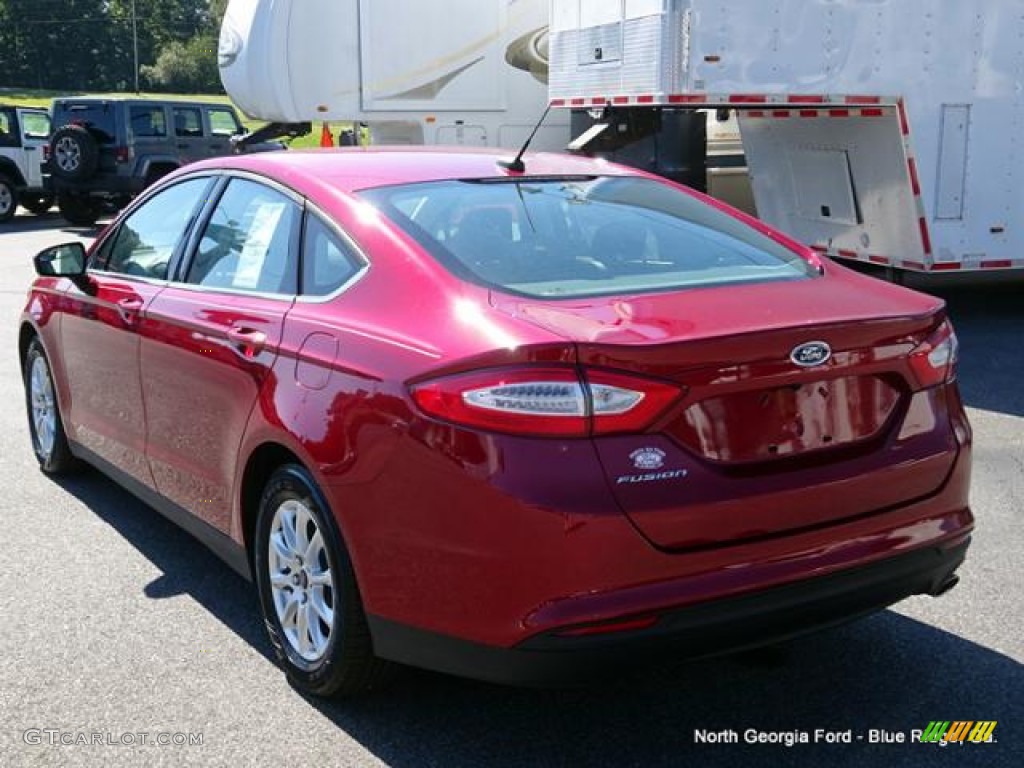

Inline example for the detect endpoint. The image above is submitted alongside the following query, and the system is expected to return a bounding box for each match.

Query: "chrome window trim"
[295,199,371,305]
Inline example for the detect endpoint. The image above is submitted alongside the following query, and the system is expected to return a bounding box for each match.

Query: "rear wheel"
[254,465,394,697]
[21,192,55,215]
[0,174,16,222]
[24,338,79,474]
[57,192,102,227]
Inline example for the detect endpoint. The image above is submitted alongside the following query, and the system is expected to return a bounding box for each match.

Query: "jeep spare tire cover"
[50,125,99,181]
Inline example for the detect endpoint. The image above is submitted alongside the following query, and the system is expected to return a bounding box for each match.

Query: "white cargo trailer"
[549,0,1024,274]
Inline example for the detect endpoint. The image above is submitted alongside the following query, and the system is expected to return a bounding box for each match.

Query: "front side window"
[186,178,299,295]
[130,106,167,138]
[207,107,242,137]
[102,177,213,279]
[359,176,817,299]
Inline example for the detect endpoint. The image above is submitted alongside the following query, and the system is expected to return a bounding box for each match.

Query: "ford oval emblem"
[790,341,832,368]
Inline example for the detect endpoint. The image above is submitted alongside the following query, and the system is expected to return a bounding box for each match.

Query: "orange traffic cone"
[320,122,333,148]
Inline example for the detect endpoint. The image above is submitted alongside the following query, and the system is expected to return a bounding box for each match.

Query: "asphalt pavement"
[0,210,1020,767]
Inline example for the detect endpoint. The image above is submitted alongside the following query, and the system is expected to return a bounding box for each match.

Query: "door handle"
[227,327,267,358]
[116,297,144,324]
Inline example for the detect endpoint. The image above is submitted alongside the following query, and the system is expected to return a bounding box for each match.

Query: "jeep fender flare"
[0,157,27,188]
[136,156,181,185]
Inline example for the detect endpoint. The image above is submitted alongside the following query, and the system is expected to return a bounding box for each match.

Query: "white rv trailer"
[549,0,1024,275]
[218,0,751,206]
[219,0,569,150]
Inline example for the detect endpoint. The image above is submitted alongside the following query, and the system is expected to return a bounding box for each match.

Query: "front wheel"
[254,465,394,697]
[0,174,16,222]
[24,338,79,474]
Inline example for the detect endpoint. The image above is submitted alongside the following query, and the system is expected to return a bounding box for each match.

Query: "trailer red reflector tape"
[730,94,768,103]
[846,95,882,105]
[788,94,826,104]
[829,109,851,118]
[931,262,963,272]
[861,108,884,117]
[908,158,922,195]
[898,101,910,135]
[919,218,933,255]
[637,95,655,104]
[668,94,707,104]
[981,260,1013,269]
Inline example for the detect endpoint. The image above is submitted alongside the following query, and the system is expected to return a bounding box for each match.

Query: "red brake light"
[410,367,682,437]
[908,320,959,389]
[114,146,131,163]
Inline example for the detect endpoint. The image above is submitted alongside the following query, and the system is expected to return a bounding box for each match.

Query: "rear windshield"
[57,102,116,143]
[358,176,816,299]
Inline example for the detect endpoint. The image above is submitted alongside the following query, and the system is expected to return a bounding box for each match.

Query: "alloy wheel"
[0,182,13,216]
[30,354,57,459]
[55,137,82,173]
[267,499,336,662]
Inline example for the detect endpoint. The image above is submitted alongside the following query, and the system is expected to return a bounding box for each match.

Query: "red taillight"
[410,367,682,437]
[114,146,131,163]
[41,146,51,162]
[908,320,959,389]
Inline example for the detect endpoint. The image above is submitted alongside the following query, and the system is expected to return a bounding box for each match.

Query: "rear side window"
[186,178,299,295]
[359,176,817,299]
[301,215,362,296]
[173,107,203,138]
[102,178,213,280]
[130,106,167,138]
[21,112,50,139]
[58,102,116,143]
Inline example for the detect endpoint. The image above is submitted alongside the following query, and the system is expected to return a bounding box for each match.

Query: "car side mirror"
[34,242,87,278]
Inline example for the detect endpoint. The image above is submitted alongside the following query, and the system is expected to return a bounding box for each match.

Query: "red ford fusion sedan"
[20,148,972,695]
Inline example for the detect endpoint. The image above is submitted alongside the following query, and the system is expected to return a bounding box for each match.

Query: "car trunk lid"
[493,268,959,549]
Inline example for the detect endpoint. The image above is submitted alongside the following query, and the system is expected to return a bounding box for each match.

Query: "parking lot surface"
[1,210,1020,767]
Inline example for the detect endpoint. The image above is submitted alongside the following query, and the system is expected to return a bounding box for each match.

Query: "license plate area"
[670,376,901,463]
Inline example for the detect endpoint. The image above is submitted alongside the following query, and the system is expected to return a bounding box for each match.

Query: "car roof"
[53,96,232,107]
[184,147,636,194]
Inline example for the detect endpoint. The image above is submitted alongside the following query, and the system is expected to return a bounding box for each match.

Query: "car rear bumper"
[367,535,970,686]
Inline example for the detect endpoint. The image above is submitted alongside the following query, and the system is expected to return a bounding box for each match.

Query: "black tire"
[24,338,80,474]
[49,125,99,181]
[21,192,55,215]
[0,174,16,222]
[58,192,102,227]
[254,465,394,697]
